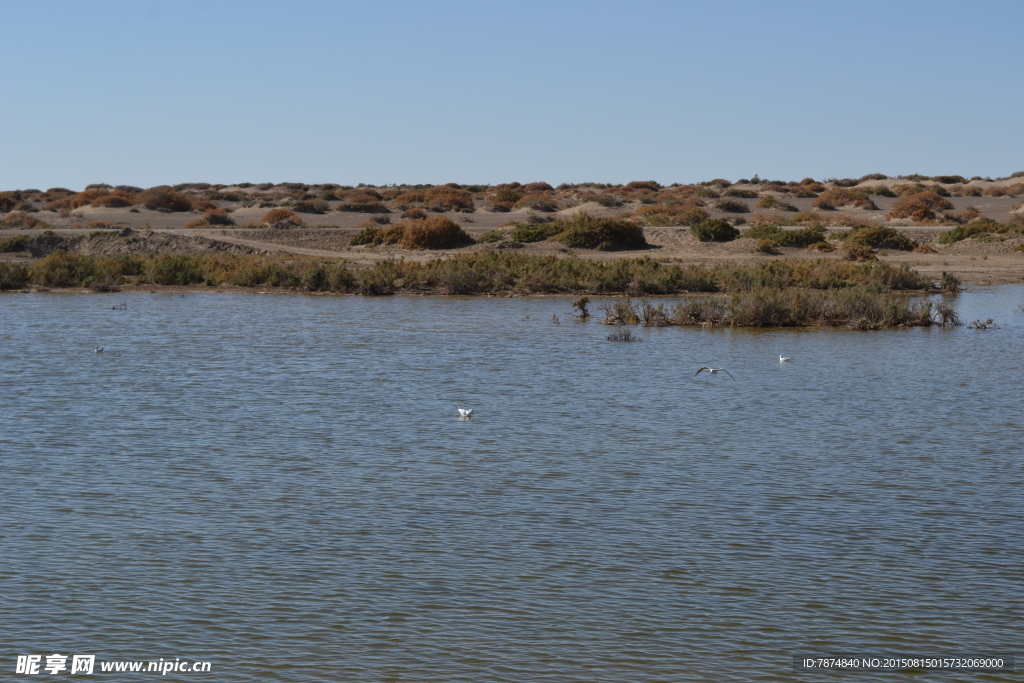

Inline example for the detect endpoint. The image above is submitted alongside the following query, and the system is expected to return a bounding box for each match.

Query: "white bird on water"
[694,366,734,380]
[779,355,793,362]
[94,346,104,353]
[457,407,474,418]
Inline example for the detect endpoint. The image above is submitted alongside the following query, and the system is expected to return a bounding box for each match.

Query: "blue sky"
[2,0,1022,189]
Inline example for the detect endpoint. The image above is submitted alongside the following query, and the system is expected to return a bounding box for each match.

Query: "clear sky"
[2,0,1022,189]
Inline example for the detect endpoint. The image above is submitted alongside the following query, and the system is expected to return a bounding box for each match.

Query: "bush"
[551,213,647,250]
[137,186,193,212]
[842,226,917,251]
[590,194,622,207]
[402,207,427,220]
[0,262,30,289]
[634,204,709,226]
[32,251,98,287]
[715,199,750,213]
[887,191,954,221]
[691,219,740,242]
[424,186,474,212]
[91,190,136,208]
[148,254,204,285]
[723,188,758,198]
[843,245,877,262]
[400,215,474,249]
[754,196,797,211]
[938,219,1018,244]
[742,225,826,247]
[0,235,28,252]
[754,239,780,254]
[204,208,235,226]
[493,188,522,204]
[261,208,303,225]
[861,186,897,197]
[513,194,557,212]
[337,192,388,213]
[292,199,329,214]
[626,181,660,191]
[812,188,876,210]
[475,230,505,243]
[510,223,557,243]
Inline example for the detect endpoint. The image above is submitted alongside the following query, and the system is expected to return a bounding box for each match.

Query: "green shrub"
[938,218,1019,244]
[715,199,750,213]
[691,219,740,242]
[509,224,557,243]
[723,188,758,198]
[292,199,329,214]
[0,262,30,289]
[842,226,917,250]
[32,251,98,287]
[550,213,647,250]
[0,235,28,252]
[475,230,505,243]
[743,225,826,247]
[513,194,557,212]
[148,255,204,285]
[590,194,622,207]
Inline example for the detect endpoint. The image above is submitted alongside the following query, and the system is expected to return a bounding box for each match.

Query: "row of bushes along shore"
[1,251,956,294]
[1,252,963,327]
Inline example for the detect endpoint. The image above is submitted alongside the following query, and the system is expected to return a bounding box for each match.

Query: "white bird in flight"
[94,346,104,353]
[779,355,793,362]
[457,407,474,418]
[694,366,734,380]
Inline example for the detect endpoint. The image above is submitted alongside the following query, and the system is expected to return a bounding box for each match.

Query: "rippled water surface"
[2,288,1023,681]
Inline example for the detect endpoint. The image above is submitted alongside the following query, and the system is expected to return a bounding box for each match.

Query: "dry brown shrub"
[912,244,937,253]
[138,187,193,212]
[943,208,981,224]
[887,192,954,221]
[520,182,554,193]
[91,189,137,208]
[393,190,426,205]
[399,215,473,249]
[424,187,474,211]
[983,184,1024,197]
[0,193,19,212]
[844,245,877,261]
[261,208,303,225]
[626,181,661,192]
[204,208,235,226]
[87,221,118,228]
[813,188,876,210]
[191,198,218,211]
[803,182,826,193]
[402,207,427,219]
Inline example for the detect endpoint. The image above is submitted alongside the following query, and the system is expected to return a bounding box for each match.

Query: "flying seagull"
[779,355,793,362]
[458,407,474,418]
[94,346,104,353]
[694,366,734,380]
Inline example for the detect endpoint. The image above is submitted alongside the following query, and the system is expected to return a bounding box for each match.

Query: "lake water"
[2,287,1022,681]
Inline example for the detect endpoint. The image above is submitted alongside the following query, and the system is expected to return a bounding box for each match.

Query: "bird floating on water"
[694,366,734,380]
[94,346,104,353]
[457,407,474,418]
[779,355,793,362]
